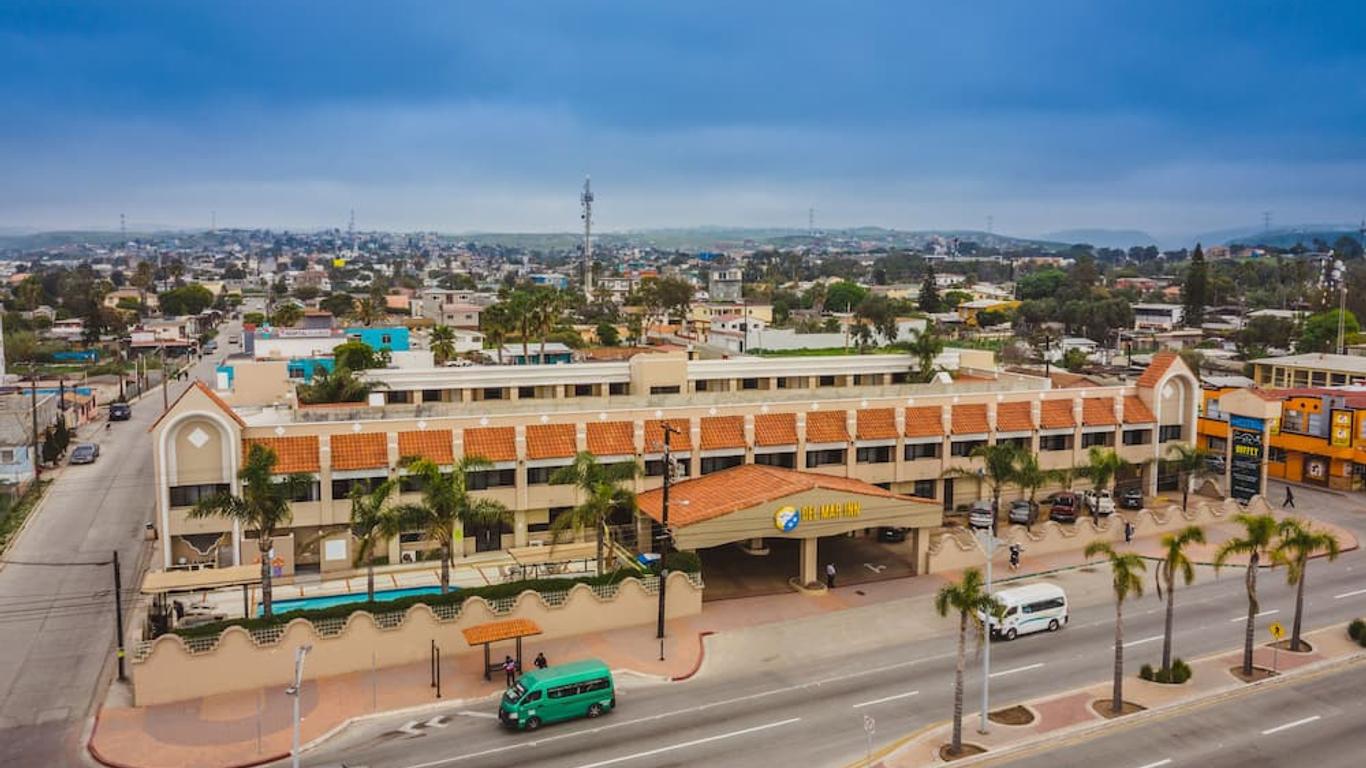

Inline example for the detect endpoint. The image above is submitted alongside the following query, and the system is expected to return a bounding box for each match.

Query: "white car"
[1084,489,1116,516]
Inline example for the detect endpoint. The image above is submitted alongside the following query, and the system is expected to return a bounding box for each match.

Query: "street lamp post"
[286,644,313,768]
[975,469,997,735]
[655,423,681,659]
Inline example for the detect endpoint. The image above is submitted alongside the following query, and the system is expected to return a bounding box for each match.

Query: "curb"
[87,709,287,768]
[0,478,56,570]
[671,631,715,681]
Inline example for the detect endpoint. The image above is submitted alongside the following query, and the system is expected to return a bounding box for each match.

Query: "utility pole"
[29,364,40,482]
[160,347,169,413]
[976,468,997,735]
[113,550,126,681]
[656,423,680,657]
[287,644,313,768]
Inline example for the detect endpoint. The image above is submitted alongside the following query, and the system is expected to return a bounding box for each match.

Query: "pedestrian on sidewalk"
[1283,486,1295,508]
[534,652,548,670]
[1124,520,1135,544]
[824,563,836,589]
[503,655,517,687]
[1008,542,1022,571]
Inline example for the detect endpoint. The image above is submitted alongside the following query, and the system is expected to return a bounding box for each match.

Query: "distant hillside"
[1039,228,1158,249]
[460,226,1064,252]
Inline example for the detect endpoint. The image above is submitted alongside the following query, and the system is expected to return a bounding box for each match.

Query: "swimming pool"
[262,585,449,617]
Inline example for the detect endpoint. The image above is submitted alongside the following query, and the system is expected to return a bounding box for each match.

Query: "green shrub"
[1143,659,1191,684]
[649,550,701,575]
[1170,658,1192,684]
[1139,663,1154,681]
[1349,618,1366,641]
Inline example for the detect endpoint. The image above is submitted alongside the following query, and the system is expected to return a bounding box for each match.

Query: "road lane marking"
[990,663,1044,678]
[1120,635,1163,648]
[853,690,919,708]
[1334,588,1366,599]
[570,717,801,768]
[456,711,496,719]
[1261,715,1320,735]
[1229,609,1279,623]
[1134,759,1172,768]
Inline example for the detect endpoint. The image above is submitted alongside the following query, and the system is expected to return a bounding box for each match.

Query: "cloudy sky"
[2,1,1364,239]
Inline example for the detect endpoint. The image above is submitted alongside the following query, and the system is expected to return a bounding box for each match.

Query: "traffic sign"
[863,714,876,734]
[1269,621,1285,641]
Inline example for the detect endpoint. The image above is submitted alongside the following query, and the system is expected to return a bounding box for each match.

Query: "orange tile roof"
[856,408,899,440]
[637,464,915,527]
[243,436,320,474]
[805,410,850,443]
[644,419,693,452]
[461,618,543,646]
[1040,399,1076,430]
[951,404,990,434]
[397,430,454,465]
[1082,397,1119,427]
[700,416,746,450]
[754,413,798,446]
[995,401,1035,432]
[587,421,636,456]
[463,427,517,462]
[1122,395,1156,424]
[1137,350,1179,388]
[331,432,389,470]
[904,406,944,438]
[525,424,578,460]
[149,381,247,433]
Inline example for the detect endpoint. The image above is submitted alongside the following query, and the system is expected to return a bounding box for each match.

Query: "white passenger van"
[987,583,1068,641]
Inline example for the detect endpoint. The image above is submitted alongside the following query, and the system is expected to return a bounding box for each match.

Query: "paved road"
[0,322,239,768]
[999,657,1366,768]
[295,498,1366,768]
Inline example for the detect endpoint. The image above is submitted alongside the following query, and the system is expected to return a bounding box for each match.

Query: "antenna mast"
[581,177,594,295]
[348,208,356,256]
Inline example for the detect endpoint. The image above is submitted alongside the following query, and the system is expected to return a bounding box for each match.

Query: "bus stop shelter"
[462,618,543,681]
[140,564,262,630]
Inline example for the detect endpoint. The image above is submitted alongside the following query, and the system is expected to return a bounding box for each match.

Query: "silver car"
[968,500,995,530]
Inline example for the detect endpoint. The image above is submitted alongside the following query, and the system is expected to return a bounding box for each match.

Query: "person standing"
[534,652,548,670]
[1283,486,1295,508]
[503,655,517,687]
[1124,520,1135,543]
[824,562,836,589]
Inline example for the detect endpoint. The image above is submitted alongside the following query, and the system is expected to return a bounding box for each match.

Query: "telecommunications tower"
[581,177,594,294]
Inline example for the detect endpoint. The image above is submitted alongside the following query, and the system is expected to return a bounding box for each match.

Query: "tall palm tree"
[500,289,535,363]
[188,444,312,618]
[907,325,945,383]
[270,302,303,328]
[392,457,511,594]
[529,288,563,364]
[349,478,399,603]
[548,452,640,575]
[1166,444,1213,512]
[1085,541,1146,714]
[964,442,1022,527]
[429,325,457,366]
[1012,452,1058,510]
[1155,525,1205,672]
[934,568,1002,757]
[354,297,384,327]
[1214,513,1279,676]
[1084,447,1126,496]
[1271,518,1341,652]
[481,303,510,364]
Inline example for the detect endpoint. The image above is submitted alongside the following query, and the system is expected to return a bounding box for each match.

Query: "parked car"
[69,443,100,465]
[1049,492,1079,523]
[1119,487,1144,510]
[108,403,132,421]
[877,526,908,543]
[1083,489,1116,516]
[1008,499,1038,526]
[968,500,995,530]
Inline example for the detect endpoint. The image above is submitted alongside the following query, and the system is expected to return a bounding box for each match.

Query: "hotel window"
[891,372,909,384]
[649,385,681,395]
[331,476,384,499]
[1122,429,1152,446]
[905,442,941,460]
[399,474,425,493]
[700,455,744,474]
[694,380,712,393]
[1040,434,1072,452]
[609,382,629,395]
[572,384,593,397]
[997,436,1029,451]
[466,468,516,490]
[286,481,321,503]
[518,386,536,399]
[527,465,571,484]
[818,375,837,387]
[1081,432,1114,448]
[776,377,791,389]
[805,448,847,467]
[912,479,936,499]
[1268,446,1288,463]
[168,483,231,507]
[754,451,796,468]
[949,439,986,457]
[482,387,504,400]
[529,506,573,534]
[385,390,413,404]
[856,445,893,464]
[645,457,691,478]
[1158,425,1183,442]
[422,389,442,403]
[741,378,760,390]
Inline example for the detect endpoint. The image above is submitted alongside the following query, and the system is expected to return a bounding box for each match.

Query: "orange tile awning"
[242,436,320,474]
[397,430,454,465]
[1082,397,1119,427]
[1122,395,1156,424]
[526,423,578,460]
[331,432,389,470]
[461,618,543,647]
[904,406,944,438]
[700,416,746,450]
[805,410,849,443]
[645,418,693,452]
[587,421,636,456]
[951,404,990,435]
[637,464,906,527]
[753,413,798,446]
[856,408,899,440]
[1041,399,1076,430]
[463,427,517,462]
[995,401,1035,432]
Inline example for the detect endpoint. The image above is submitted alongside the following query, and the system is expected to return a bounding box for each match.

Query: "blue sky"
[2,1,1364,240]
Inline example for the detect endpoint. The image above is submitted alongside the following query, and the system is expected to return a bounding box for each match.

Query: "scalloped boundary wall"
[131,572,702,706]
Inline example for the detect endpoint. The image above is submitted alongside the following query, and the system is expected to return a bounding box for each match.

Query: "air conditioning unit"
[400,551,415,564]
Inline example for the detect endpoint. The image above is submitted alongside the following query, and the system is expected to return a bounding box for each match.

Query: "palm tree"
[1012,452,1058,510]
[548,452,640,575]
[1271,518,1340,652]
[349,478,399,603]
[354,297,384,326]
[1084,447,1126,497]
[1166,444,1213,512]
[429,325,456,366]
[392,457,511,594]
[907,325,945,383]
[934,568,1002,757]
[1214,513,1279,676]
[270,302,303,328]
[964,443,1022,527]
[481,303,510,364]
[188,444,312,618]
[1155,525,1205,672]
[1085,541,1146,714]
[529,288,563,364]
[295,366,379,404]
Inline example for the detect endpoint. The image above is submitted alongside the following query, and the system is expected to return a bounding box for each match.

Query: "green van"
[497,659,615,731]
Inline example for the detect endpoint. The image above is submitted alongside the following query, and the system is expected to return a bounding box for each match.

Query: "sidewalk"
[872,623,1366,767]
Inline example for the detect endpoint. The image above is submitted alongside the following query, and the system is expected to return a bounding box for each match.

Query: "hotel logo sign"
[773,501,863,532]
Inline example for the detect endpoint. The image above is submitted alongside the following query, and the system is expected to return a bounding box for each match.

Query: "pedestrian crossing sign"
[1269,621,1285,641]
